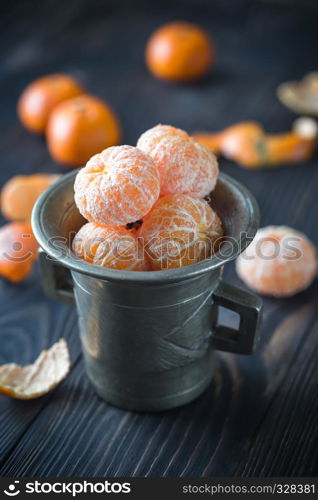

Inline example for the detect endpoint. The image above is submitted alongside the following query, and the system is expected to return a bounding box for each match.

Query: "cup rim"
[32,170,260,285]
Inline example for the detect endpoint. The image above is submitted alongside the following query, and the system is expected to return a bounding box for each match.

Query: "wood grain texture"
[0,0,318,477]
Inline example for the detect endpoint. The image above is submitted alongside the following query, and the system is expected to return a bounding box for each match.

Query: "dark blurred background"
[1,0,318,232]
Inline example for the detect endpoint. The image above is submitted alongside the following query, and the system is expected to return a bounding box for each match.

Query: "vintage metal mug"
[32,170,262,412]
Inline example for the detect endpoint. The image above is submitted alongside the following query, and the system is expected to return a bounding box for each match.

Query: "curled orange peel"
[0,339,71,399]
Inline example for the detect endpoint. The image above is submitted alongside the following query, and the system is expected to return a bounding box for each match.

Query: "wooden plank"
[0,275,80,467]
[1,288,317,476]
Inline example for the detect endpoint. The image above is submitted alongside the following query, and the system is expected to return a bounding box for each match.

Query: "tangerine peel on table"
[0,339,70,399]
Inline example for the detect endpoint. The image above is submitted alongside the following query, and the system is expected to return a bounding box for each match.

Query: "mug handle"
[211,281,262,355]
[38,249,75,305]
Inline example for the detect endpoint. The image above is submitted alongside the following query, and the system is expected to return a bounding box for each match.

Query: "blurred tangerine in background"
[46,95,121,166]
[0,222,38,283]
[17,74,84,134]
[193,118,318,169]
[1,173,59,222]
[145,21,214,82]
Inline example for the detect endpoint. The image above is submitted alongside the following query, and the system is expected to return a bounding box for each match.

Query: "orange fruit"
[46,95,121,167]
[137,124,219,197]
[0,222,38,283]
[72,222,143,271]
[139,194,223,270]
[74,145,160,226]
[145,21,214,82]
[236,226,317,297]
[17,74,84,134]
[1,173,59,222]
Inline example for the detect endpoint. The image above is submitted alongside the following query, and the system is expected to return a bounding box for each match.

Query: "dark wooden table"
[0,0,318,477]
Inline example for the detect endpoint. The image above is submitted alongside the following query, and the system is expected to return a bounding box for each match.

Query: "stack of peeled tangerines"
[0,21,316,296]
[72,123,318,294]
[72,124,223,271]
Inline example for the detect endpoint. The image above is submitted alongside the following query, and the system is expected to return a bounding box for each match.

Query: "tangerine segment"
[47,95,121,167]
[74,145,160,226]
[0,339,70,399]
[139,194,223,270]
[17,74,84,133]
[0,223,38,283]
[236,226,317,297]
[137,124,219,197]
[146,21,214,82]
[1,173,59,222]
[72,222,143,271]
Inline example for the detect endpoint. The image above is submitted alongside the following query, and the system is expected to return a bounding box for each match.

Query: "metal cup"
[32,170,262,412]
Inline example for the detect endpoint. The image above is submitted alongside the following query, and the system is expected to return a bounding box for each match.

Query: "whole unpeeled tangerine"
[17,74,84,134]
[1,173,59,222]
[74,145,160,226]
[137,124,219,197]
[47,95,121,166]
[72,222,143,271]
[146,21,214,82]
[139,193,223,270]
[236,226,317,297]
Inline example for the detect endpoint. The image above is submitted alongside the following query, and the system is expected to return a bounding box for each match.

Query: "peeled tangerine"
[0,339,70,399]
[139,194,223,270]
[0,223,38,283]
[1,173,59,222]
[74,145,160,226]
[137,124,218,197]
[72,222,143,271]
[236,226,317,297]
